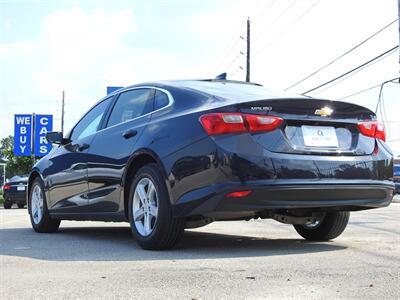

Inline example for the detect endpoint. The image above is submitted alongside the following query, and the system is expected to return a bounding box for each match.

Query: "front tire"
[128,164,185,250]
[17,203,25,209]
[294,211,350,241]
[29,178,61,233]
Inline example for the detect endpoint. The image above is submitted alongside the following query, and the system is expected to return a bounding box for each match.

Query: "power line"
[253,0,296,42]
[337,83,383,100]
[252,0,277,24]
[225,50,245,74]
[214,36,242,72]
[285,19,398,91]
[301,45,399,95]
[253,0,320,58]
[336,77,399,142]
[225,18,250,79]
[338,77,399,101]
[213,24,245,73]
[374,77,400,140]
[310,47,397,96]
[231,65,245,77]
[380,88,390,138]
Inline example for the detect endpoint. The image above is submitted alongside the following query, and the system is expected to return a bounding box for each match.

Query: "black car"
[3,175,28,209]
[394,164,400,194]
[27,79,395,250]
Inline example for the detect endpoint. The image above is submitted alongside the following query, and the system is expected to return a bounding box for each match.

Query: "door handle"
[77,143,90,152]
[122,129,138,139]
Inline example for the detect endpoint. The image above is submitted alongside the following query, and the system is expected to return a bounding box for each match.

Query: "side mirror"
[46,132,69,145]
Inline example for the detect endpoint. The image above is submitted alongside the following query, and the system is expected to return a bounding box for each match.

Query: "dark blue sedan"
[3,175,28,209]
[27,79,395,249]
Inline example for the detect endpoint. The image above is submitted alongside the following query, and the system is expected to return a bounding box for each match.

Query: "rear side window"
[154,90,170,110]
[107,89,152,127]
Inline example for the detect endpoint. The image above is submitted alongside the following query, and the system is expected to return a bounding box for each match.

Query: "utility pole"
[246,17,251,82]
[61,90,65,135]
[31,112,36,164]
[0,163,6,186]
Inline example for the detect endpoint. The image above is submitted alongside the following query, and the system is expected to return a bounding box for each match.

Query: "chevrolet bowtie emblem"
[314,107,333,117]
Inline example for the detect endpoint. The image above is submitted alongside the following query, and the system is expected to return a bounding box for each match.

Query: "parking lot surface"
[1,200,399,299]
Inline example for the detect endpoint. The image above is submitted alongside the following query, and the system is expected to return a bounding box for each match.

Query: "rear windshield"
[169,80,301,102]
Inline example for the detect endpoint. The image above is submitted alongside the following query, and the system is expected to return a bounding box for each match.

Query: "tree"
[0,135,36,179]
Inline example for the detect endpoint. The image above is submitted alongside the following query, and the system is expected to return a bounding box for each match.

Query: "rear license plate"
[17,186,25,191]
[302,126,338,147]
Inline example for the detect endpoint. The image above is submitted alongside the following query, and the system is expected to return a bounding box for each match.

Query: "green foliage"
[0,135,37,180]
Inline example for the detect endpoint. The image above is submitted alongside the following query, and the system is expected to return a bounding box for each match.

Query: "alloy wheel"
[31,184,44,224]
[132,177,159,237]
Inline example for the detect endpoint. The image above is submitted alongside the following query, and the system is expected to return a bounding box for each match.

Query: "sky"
[0,0,399,156]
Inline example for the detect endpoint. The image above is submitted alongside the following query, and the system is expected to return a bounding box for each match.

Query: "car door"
[47,97,113,211]
[85,88,154,213]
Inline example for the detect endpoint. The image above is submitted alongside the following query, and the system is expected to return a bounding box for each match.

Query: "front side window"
[107,89,152,127]
[70,97,112,141]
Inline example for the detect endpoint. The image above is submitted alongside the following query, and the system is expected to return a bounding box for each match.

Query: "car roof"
[114,79,306,102]
[9,175,28,182]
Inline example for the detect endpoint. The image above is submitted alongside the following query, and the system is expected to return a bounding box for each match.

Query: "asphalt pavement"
[1,199,399,299]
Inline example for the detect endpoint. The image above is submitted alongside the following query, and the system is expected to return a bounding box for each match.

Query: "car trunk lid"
[234,98,377,156]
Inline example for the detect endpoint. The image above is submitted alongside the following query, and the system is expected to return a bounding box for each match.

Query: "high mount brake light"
[358,121,386,141]
[200,113,283,135]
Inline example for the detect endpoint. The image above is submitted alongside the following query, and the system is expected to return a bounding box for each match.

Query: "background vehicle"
[27,79,394,250]
[3,175,28,209]
[394,163,400,194]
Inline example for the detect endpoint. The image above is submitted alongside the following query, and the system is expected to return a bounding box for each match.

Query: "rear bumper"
[172,180,394,218]
[164,133,394,219]
[4,192,27,203]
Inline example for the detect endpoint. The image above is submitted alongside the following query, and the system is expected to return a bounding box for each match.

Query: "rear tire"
[29,177,61,233]
[17,203,25,209]
[294,211,350,241]
[3,201,12,209]
[128,164,185,250]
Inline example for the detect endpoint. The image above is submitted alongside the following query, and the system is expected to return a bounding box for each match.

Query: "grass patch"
[0,191,3,204]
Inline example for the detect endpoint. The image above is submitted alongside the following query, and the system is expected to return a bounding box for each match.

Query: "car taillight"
[244,114,283,132]
[3,184,11,191]
[200,113,283,135]
[225,190,252,198]
[199,113,246,135]
[358,121,386,141]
